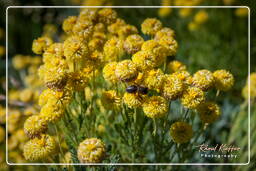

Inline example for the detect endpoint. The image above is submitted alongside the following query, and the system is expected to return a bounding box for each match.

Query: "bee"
[126,85,148,95]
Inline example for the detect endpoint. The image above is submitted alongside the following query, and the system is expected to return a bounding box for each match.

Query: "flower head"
[132,50,157,71]
[170,121,193,144]
[40,98,65,122]
[141,18,162,35]
[115,60,138,82]
[197,102,221,124]
[103,62,119,84]
[117,24,138,39]
[98,8,117,25]
[62,16,77,34]
[107,18,126,35]
[242,72,256,99]
[123,92,144,108]
[144,69,165,91]
[159,36,178,56]
[23,134,57,161]
[141,40,167,66]
[143,96,168,118]
[155,27,175,40]
[181,87,205,109]
[168,60,186,73]
[63,35,89,62]
[103,37,124,62]
[77,138,106,163]
[213,70,234,91]
[124,34,144,54]
[78,9,98,23]
[192,69,214,91]
[24,115,48,138]
[194,10,208,24]
[32,37,53,55]
[162,74,184,100]
[72,20,94,40]
[101,90,121,110]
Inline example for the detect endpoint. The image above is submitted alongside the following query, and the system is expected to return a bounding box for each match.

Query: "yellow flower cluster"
[197,101,220,123]
[23,134,56,161]
[242,72,256,100]
[77,138,106,163]
[170,121,193,144]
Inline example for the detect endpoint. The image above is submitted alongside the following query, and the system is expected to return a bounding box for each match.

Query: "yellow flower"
[0,127,5,143]
[181,87,205,109]
[117,24,138,39]
[101,90,121,110]
[142,96,168,119]
[94,23,105,32]
[24,115,48,138]
[88,37,105,51]
[141,40,167,66]
[72,20,94,40]
[103,62,119,84]
[67,71,89,91]
[123,92,144,108]
[141,18,163,35]
[78,9,98,23]
[23,134,57,161]
[192,69,214,91]
[39,88,66,106]
[19,88,34,103]
[32,37,53,55]
[14,129,28,143]
[242,73,256,99]
[154,27,175,40]
[63,35,89,62]
[103,37,124,62]
[179,8,193,18]
[39,65,68,91]
[12,55,29,70]
[144,69,165,91]
[162,74,184,100]
[115,60,138,82]
[235,8,248,17]
[40,98,65,122]
[197,102,221,124]
[194,10,208,24]
[8,109,21,125]
[158,8,172,18]
[172,71,192,85]
[24,107,37,116]
[132,50,157,71]
[98,8,117,25]
[62,16,77,34]
[159,36,178,56]
[42,43,64,64]
[0,45,5,57]
[188,21,199,31]
[77,138,106,163]
[124,34,144,54]
[97,124,106,134]
[168,60,186,73]
[159,0,172,16]
[213,70,234,91]
[0,106,6,123]
[107,18,126,35]
[170,121,193,144]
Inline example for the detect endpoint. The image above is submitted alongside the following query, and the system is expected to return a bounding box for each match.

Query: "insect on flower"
[126,85,148,95]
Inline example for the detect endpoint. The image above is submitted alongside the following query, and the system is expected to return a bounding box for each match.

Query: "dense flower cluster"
[13,8,235,163]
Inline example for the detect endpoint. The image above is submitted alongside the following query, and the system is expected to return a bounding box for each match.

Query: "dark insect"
[126,85,148,95]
